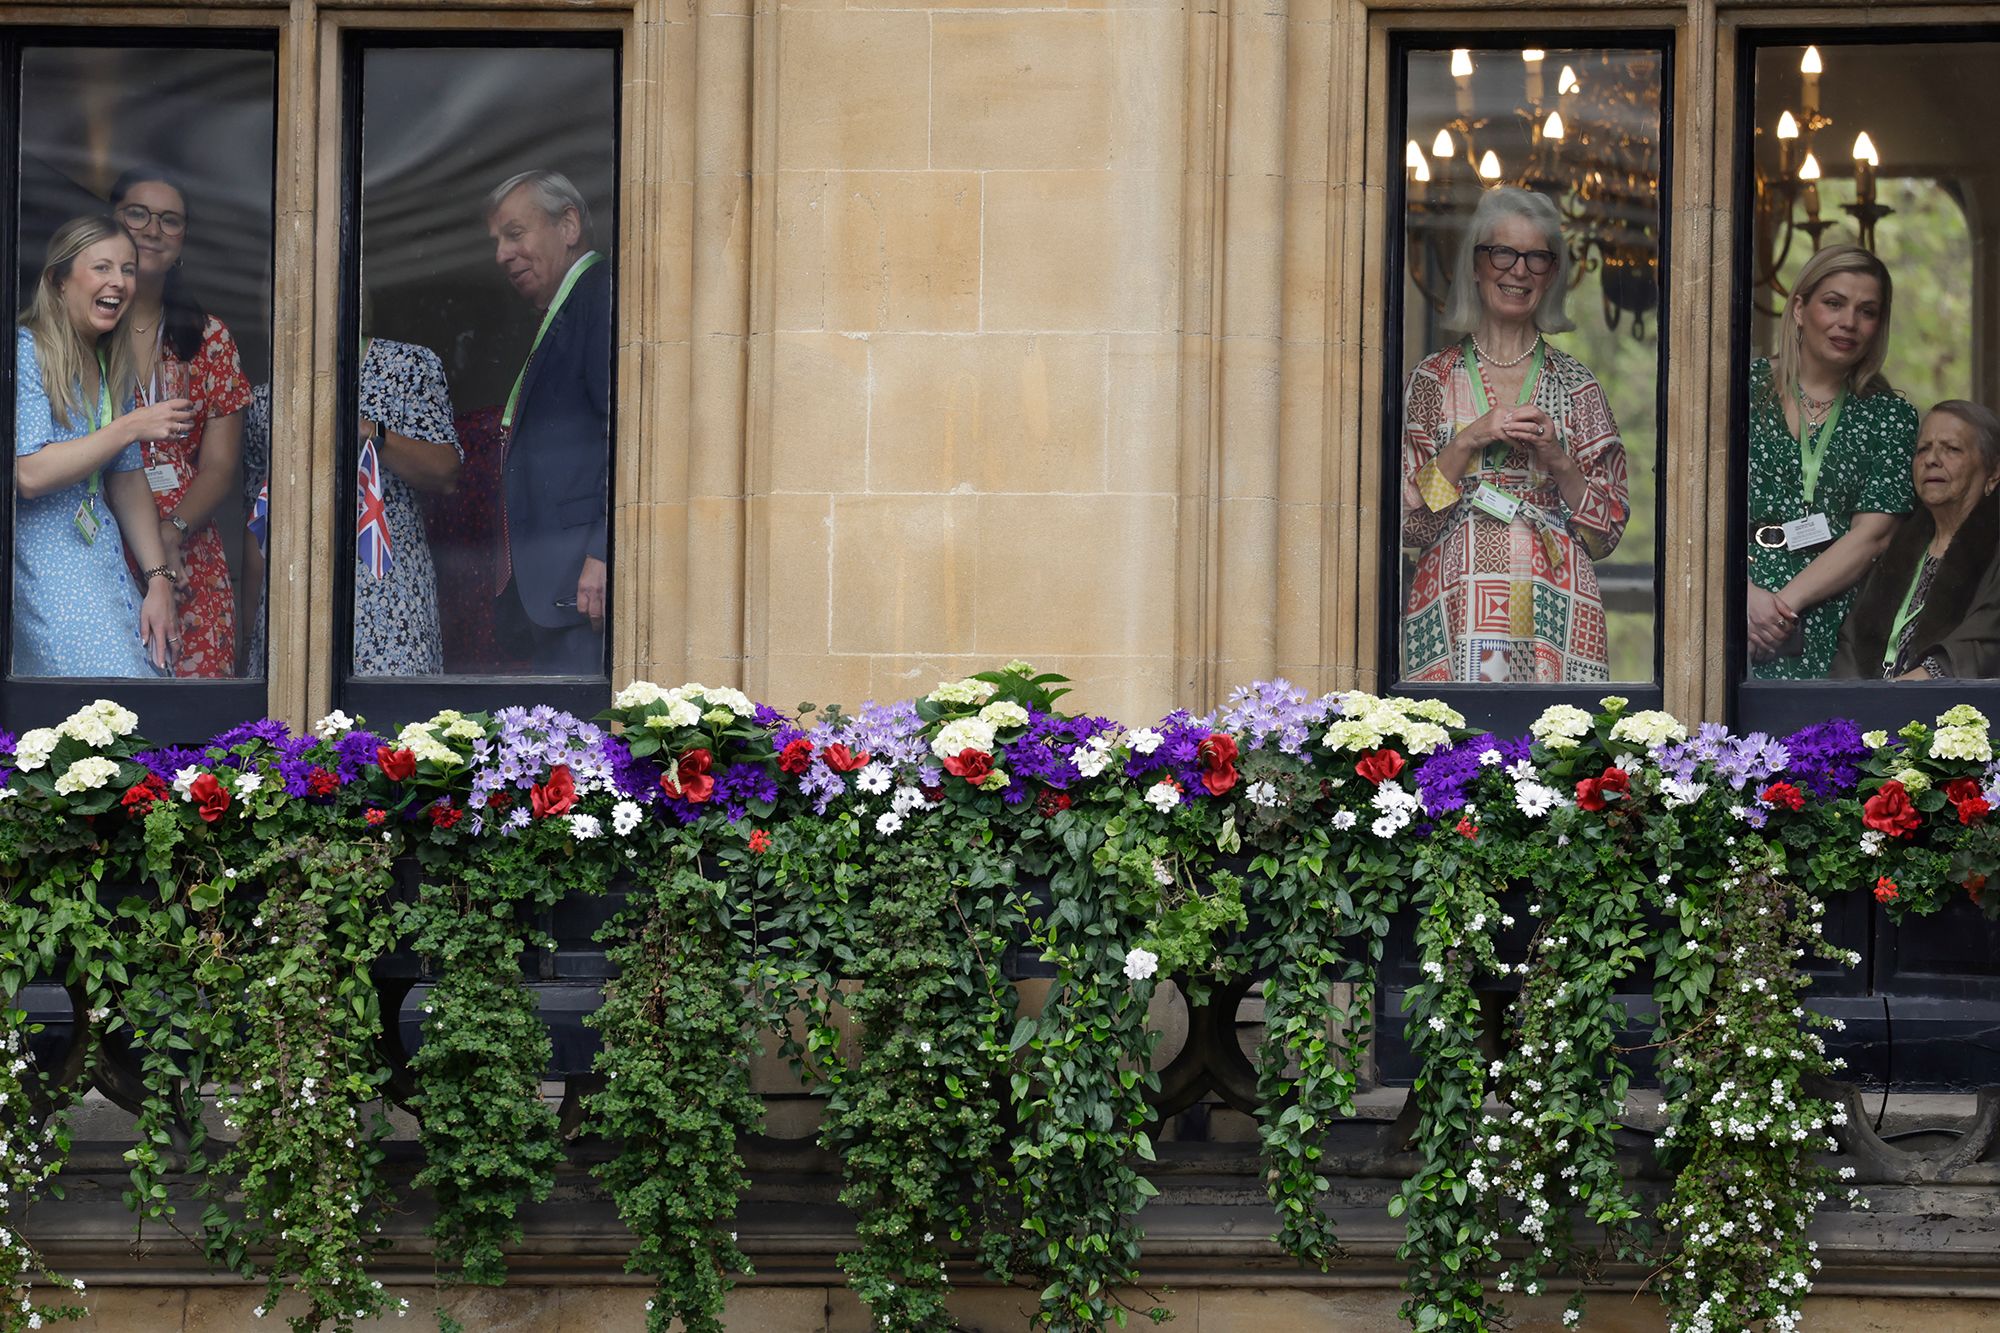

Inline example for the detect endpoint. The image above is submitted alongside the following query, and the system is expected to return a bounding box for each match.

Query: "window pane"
[1745,41,1997,683]
[12,45,275,680]
[1395,46,1662,685]
[352,45,617,679]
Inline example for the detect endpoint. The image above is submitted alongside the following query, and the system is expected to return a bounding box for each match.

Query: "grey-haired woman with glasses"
[1399,186,1631,684]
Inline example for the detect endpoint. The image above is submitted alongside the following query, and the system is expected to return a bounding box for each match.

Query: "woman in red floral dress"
[110,168,251,678]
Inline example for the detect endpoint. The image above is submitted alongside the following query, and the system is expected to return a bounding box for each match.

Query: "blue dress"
[11,327,158,677]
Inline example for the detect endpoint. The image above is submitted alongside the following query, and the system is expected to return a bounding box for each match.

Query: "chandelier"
[1751,45,1891,310]
[1404,48,1664,339]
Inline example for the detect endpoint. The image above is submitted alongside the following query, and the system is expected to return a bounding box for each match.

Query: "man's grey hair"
[1440,186,1574,336]
[485,169,593,245]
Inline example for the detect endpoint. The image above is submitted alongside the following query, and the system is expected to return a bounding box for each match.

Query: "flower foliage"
[0,683,1989,1333]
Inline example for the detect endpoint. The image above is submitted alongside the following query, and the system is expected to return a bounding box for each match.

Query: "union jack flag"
[247,482,269,557]
[356,437,394,580]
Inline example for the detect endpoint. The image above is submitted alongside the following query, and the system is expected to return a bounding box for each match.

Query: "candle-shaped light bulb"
[1521,49,1546,63]
[1799,150,1821,219]
[1412,156,1431,184]
[1522,48,1546,103]
[1852,131,1878,204]
[1799,151,1821,181]
[1776,110,1799,139]
[1544,111,1566,141]
[1451,49,1474,79]
[1406,140,1426,172]
[1478,150,1502,181]
[1558,65,1580,95]
[1801,46,1822,115]
[1431,128,1454,159]
[1800,46,1823,75]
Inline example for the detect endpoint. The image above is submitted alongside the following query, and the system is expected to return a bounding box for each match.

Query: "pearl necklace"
[1472,332,1540,368]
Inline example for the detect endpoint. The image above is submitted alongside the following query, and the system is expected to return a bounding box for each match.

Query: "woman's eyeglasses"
[116,204,186,237]
[1475,243,1557,276]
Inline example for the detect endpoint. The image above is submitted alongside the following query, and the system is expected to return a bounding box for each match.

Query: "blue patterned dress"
[11,327,158,677]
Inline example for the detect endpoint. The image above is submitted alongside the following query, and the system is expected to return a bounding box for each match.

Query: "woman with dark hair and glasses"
[1399,186,1631,683]
[109,167,251,678]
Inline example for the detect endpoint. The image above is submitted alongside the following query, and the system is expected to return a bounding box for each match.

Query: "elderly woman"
[1833,401,2000,680]
[1746,244,1918,678]
[1400,187,1631,683]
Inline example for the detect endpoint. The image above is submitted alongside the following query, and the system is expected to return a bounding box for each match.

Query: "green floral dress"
[1746,358,1917,680]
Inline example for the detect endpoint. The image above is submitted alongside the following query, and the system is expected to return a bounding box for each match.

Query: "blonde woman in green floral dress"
[1747,244,1918,679]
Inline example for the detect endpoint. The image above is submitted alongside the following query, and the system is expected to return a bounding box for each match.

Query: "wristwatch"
[166,513,189,537]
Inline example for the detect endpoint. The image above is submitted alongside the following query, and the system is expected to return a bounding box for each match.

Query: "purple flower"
[1124,710,1212,802]
[1001,708,1119,791]
[1216,679,1336,755]
[137,745,205,783]
[1413,734,1496,818]
[1782,718,1870,800]
[469,707,609,805]
[0,731,15,759]
[332,730,387,783]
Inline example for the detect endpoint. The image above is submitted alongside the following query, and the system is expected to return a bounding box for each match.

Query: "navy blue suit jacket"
[501,257,612,629]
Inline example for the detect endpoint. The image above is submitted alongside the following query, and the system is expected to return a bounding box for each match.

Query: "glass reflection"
[11,46,275,679]
[356,47,616,678]
[1398,47,1661,684]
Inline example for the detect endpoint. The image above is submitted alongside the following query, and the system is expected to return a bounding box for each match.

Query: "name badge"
[74,495,101,546]
[1782,513,1832,551]
[1468,483,1521,524]
[143,462,179,494]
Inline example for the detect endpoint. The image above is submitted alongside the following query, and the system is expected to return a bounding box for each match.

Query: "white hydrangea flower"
[977,700,1029,730]
[612,680,667,710]
[83,699,139,738]
[611,800,643,836]
[313,709,357,740]
[1400,721,1450,756]
[1122,947,1159,982]
[931,717,998,761]
[12,728,58,772]
[1931,725,1992,763]
[1144,781,1181,814]
[926,676,998,706]
[1609,709,1688,749]
[1128,727,1164,756]
[53,756,119,796]
[698,686,758,718]
[1530,704,1593,751]
[1321,718,1386,753]
[1861,729,1888,749]
[855,762,894,795]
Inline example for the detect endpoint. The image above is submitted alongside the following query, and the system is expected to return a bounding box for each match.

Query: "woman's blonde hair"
[18,215,138,431]
[1440,186,1575,336]
[1770,243,1895,407]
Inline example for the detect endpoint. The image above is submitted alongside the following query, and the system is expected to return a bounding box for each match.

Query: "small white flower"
[1245,779,1281,808]
[234,771,264,797]
[855,762,894,795]
[312,709,357,740]
[568,813,602,840]
[1129,728,1164,756]
[172,765,203,799]
[875,810,905,836]
[1144,781,1181,814]
[1331,810,1358,831]
[1122,947,1159,982]
[1477,748,1502,767]
[611,800,644,836]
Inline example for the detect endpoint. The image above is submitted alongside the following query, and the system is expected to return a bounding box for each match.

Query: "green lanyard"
[87,349,111,499]
[1463,336,1546,464]
[1883,553,1931,673]
[1796,385,1847,508]
[501,251,602,429]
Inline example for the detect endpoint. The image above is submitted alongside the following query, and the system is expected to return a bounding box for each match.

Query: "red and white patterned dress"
[140,315,252,678]
[1399,342,1630,684]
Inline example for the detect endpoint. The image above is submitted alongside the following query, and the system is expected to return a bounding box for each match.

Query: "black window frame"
[334,29,623,723]
[1729,23,2000,735]
[1379,28,1676,734]
[0,25,280,740]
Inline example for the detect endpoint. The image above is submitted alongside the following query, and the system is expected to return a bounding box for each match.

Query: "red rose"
[364,808,388,826]
[748,829,772,854]
[1759,781,1805,812]
[1598,767,1631,797]
[1874,876,1900,904]
[661,749,714,804]
[532,764,578,818]
[1575,776,1607,812]
[920,784,945,804]
[822,743,870,774]
[777,738,814,774]
[1197,734,1240,797]
[1354,748,1406,786]
[943,749,994,785]
[430,802,464,829]
[376,747,416,782]
[189,772,230,824]
[1862,780,1921,839]
[121,775,168,817]
[1945,777,1991,825]
[1455,816,1478,839]
[307,768,340,797]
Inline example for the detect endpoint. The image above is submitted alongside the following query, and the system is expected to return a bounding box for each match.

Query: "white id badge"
[1468,483,1521,524]
[143,462,179,494]
[73,496,101,545]
[1782,513,1832,551]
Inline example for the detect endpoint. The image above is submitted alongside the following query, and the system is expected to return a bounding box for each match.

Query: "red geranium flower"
[1875,876,1900,904]
[822,743,870,774]
[1967,873,1987,906]
[1197,734,1240,797]
[189,772,230,824]
[777,738,814,775]
[1862,780,1921,839]
[1036,789,1073,817]
[748,829,772,854]
[1759,781,1806,812]
[121,774,168,818]
[943,749,994,785]
[661,749,714,804]
[487,790,511,809]
[920,783,945,804]
[365,808,388,827]
[533,764,579,817]
[430,802,464,830]
[1945,777,1991,825]
[376,747,416,782]
[1354,748,1406,786]
[1455,816,1478,839]
[307,767,340,797]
